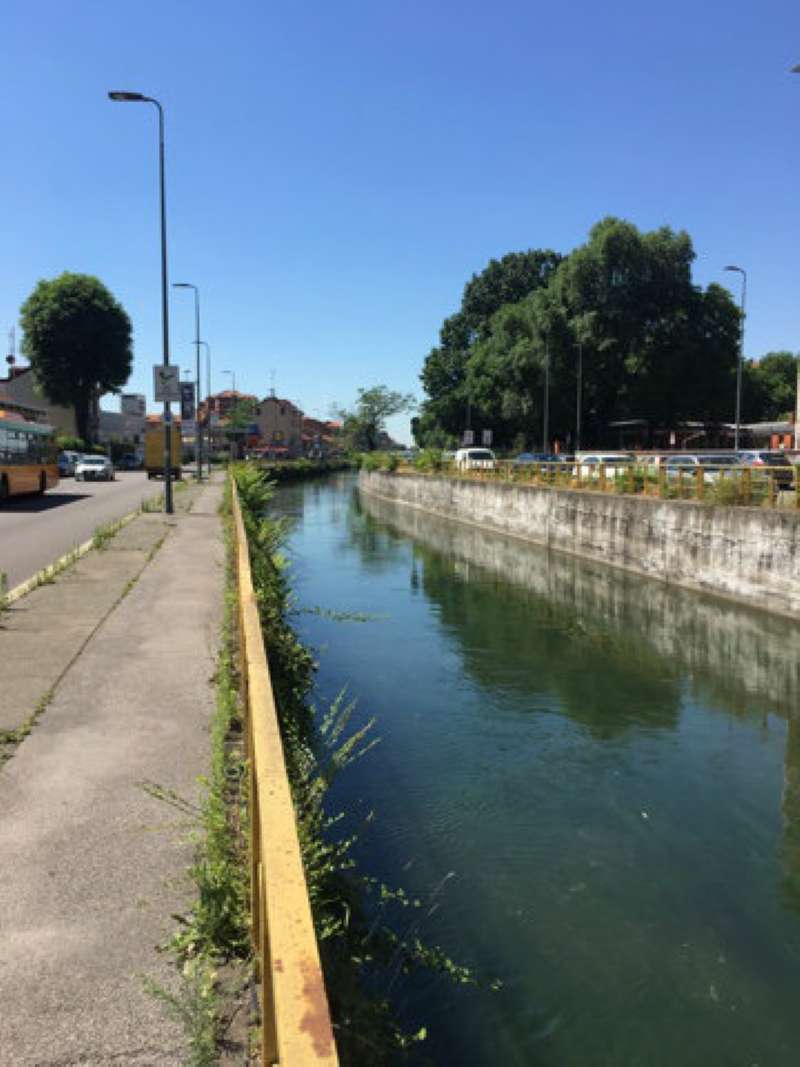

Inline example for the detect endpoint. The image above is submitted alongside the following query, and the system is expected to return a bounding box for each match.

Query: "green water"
[273,474,800,1066]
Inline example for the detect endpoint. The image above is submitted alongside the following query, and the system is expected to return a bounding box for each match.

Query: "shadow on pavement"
[0,492,91,513]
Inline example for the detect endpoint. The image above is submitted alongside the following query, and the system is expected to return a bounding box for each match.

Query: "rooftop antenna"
[269,368,276,397]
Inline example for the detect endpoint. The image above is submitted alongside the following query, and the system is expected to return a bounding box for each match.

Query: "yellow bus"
[0,413,59,500]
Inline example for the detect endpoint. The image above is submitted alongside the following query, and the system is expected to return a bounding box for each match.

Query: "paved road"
[0,472,163,590]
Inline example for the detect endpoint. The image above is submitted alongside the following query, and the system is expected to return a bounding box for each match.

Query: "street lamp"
[542,341,550,453]
[793,65,800,450]
[724,265,747,450]
[199,341,211,476]
[108,90,173,513]
[223,369,236,394]
[173,282,203,481]
[576,342,583,453]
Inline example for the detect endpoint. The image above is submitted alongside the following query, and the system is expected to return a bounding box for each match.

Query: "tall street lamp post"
[576,342,583,453]
[542,342,550,453]
[724,265,747,451]
[199,341,211,476]
[223,369,236,394]
[793,65,800,450]
[173,282,203,481]
[108,90,173,514]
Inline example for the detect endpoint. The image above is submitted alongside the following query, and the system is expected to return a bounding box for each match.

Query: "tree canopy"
[414,219,746,450]
[20,272,133,442]
[337,385,416,451]
[742,351,799,421]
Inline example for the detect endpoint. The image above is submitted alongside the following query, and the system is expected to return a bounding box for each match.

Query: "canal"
[272,473,800,1066]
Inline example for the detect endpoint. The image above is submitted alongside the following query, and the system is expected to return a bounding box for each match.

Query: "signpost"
[180,381,196,422]
[462,429,474,446]
[154,365,180,403]
[482,429,493,446]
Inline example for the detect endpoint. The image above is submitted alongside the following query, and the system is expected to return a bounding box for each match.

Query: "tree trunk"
[74,392,90,445]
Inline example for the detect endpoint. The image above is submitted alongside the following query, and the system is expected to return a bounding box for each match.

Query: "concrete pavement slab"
[0,518,170,733]
[0,480,224,1064]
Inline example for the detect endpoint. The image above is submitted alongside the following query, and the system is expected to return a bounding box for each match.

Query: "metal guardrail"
[231,480,339,1066]
[396,460,800,508]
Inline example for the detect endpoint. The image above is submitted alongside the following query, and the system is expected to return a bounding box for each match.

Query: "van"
[454,447,496,471]
[145,422,182,480]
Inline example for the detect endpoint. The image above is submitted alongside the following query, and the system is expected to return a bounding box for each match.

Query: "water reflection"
[359,488,800,953]
[358,488,800,721]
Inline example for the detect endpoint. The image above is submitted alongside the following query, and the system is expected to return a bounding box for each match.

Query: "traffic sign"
[153,365,180,402]
[180,382,196,421]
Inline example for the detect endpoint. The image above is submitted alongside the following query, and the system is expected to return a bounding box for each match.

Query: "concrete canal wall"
[360,491,800,715]
[359,470,800,619]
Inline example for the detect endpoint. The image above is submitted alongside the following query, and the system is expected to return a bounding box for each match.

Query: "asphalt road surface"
[0,472,163,590]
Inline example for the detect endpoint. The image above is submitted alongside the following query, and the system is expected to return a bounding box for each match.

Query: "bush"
[414,448,444,472]
[360,452,383,471]
[55,434,85,452]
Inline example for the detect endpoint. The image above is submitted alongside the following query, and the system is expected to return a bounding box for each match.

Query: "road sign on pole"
[462,429,474,445]
[180,381,196,421]
[153,365,180,402]
[482,429,493,446]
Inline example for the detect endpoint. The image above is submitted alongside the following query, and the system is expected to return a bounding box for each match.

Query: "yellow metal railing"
[232,480,339,1067]
[395,459,800,508]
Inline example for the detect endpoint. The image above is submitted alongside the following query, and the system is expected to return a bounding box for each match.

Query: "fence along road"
[232,480,338,1066]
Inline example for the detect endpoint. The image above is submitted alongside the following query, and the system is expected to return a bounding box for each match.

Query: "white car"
[454,447,496,470]
[75,455,115,482]
[574,452,634,479]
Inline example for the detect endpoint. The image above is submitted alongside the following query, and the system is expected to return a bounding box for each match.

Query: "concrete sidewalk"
[0,480,224,1064]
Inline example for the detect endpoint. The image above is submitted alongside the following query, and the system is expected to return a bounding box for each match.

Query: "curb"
[4,507,142,607]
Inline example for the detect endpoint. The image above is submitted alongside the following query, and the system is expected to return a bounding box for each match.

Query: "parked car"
[57,450,81,477]
[75,455,115,482]
[662,454,740,482]
[118,453,142,471]
[454,447,496,470]
[514,452,562,465]
[736,450,796,491]
[574,452,635,478]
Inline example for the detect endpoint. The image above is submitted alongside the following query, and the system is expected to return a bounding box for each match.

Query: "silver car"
[75,455,115,482]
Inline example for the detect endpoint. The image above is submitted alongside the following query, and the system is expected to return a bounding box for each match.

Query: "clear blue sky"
[2,0,800,443]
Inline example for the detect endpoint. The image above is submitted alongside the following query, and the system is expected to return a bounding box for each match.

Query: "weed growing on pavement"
[141,493,164,513]
[143,492,250,1062]
[33,544,81,587]
[0,689,54,767]
[0,571,7,613]
[142,958,219,1067]
[92,517,125,551]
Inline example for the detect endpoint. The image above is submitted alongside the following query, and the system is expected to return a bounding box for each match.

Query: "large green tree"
[417,249,561,445]
[338,385,416,451]
[417,218,742,449]
[20,272,133,442]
